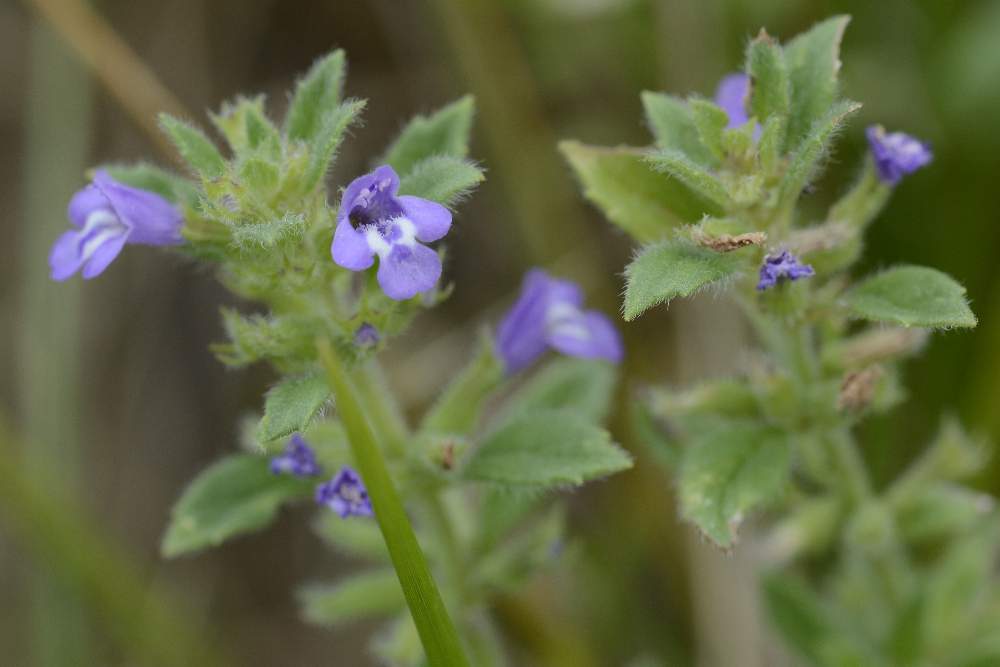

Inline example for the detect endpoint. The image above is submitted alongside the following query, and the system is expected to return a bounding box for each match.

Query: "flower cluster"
[270,435,372,518]
[757,251,815,291]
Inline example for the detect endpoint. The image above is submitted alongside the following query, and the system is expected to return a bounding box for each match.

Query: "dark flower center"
[348,179,403,233]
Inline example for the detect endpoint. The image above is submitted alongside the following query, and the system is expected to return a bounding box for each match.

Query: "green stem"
[826,429,872,504]
[317,339,470,667]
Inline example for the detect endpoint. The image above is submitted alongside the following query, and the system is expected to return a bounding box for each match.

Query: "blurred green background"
[2,0,999,665]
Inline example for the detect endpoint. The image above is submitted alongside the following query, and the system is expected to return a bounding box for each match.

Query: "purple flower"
[50,170,184,281]
[757,251,815,291]
[270,433,321,477]
[715,73,752,129]
[316,466,374,518]
[866,125,933,185]
[353,322,380,348]
[496,269,623,374]
[331,165,451,301]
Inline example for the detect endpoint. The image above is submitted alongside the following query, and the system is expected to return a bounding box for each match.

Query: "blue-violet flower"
[715,73,752,129]
[50,170,184,281]
[316,466,374,518]
[496,269,623,374]
[270,433,321,477]
[866,125,932,185]
[757,251,815,291]
[331,165,451,300]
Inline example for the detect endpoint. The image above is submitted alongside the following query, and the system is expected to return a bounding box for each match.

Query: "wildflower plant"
[564,16,996,666]
[56,52,632,665]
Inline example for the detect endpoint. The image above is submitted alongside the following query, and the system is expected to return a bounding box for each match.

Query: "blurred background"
[2,0,999,665]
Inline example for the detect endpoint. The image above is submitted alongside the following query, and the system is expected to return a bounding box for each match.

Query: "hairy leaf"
[560,141,711,242]
[382,96,475,174]
[397,155,484,206]
[300,570,405,626]
[463,410,631,488]
[645,149,732,211]
[285,50,346,142]
[640,92,714,164]
[162,455,312,557]
[784,16,850,148]
[623,240,745,321]
[256,372,332,443]
[679,422,790,547]
[845,266,977,329]
[158,114,226,179]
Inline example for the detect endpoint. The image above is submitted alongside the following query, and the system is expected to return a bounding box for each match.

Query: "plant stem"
[317,339,470,667]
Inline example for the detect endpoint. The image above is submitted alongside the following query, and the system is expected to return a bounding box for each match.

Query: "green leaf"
[237,157,280,193]
[313,511,390,562]
[746,30,790,140]
[285,50,346,142]
[256,372,332,443]
[462,410,632,488]
[471,504,565,593]
[679,422,790,547]
[300,570,405,626]
[622,240,745,321]
[497,357,617,427]
[421,333,504,436]
[896,483,993,544]
[924,520,1000,652]
[560,141,711,242]
[475,489,545,551]
[230,213,305,252]
[302,99,367,192]
[640,92,714,164]
[382,96,475,175]
[158,113,226,179]
[761,572,839,666]
[777,99,861,209]
[784,15,850,149]
[645,149,732,211]
[845,266,977,329]
[397,155,484,206]
[689,98,729,161]
[101,163,198,207]
[211,95,281,159]
[162,455,312,557]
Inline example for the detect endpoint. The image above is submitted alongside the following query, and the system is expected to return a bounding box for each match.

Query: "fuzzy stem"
[317,339,470,667]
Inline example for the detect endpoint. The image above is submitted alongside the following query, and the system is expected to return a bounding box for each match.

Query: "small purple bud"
[496,269,623,374]
[50,170,184,281]
[315,466,374,518]
[331,165,451,301]
[353,322,380,348]
[269,433,321,477]
[757,251,815,291]
[866,125,932,185]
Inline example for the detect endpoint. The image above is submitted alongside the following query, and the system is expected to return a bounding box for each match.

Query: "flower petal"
[67,184,110,228]
[496,269,553,373]
[93,171,183,245]
[547,310,623,363]
[337,165,401,220]
[376,242,441,300]
[331,219,375,270]
[715,73,750,129]
[397,195,452,242]
[81,233,128,279]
